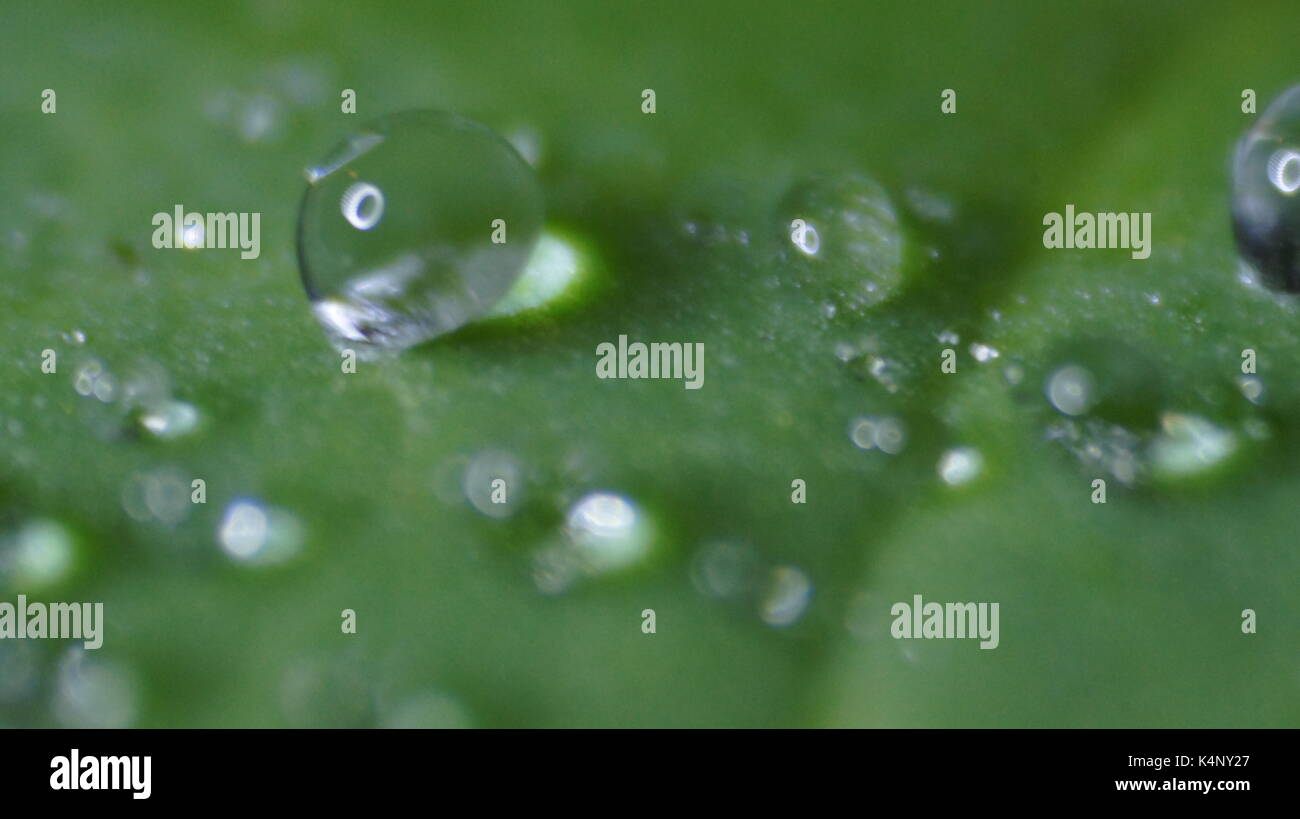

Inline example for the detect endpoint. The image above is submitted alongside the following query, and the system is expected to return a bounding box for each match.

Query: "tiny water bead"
[218,499,304,566]
[759,565,813,627]
[0,518,76,589]
[1232,84,1300,291]
[531,492,653,594]
[937,447,984,486]
[297,110,543,356]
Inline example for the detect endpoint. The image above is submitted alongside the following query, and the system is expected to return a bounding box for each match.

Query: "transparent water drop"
[690,540,760,599]
[1237,374,1264,405]
[778,174,905,308]
[62,329,86,346]
[759,566,813,627]
[969,342,1000,363]
[848,416,876,449]
[1148,413,1238,480]
[1232,85,1300,290]
[218,499,303,566]
[53,650,139,729]
[380,690,473,729]
[848,414,906,454]
[138,399,201,440]
[297,110,543,357]
[121,468,192,526]
[181,219,205,249]
[937,446,984,486]
[563,492,650,573]
[73,358,116,403]
[0,518,76,589]
[462,449,521,519]
[1045,364,1095,416]
[532,491,652,594]
[873,416,907,454]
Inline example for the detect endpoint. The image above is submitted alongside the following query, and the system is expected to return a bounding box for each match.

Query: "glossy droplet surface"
[779,173,905,309]
[1232,85,1300,291]
[297,110,543,355]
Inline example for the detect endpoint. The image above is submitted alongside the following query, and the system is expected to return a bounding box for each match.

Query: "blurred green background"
[0,0,1296,727]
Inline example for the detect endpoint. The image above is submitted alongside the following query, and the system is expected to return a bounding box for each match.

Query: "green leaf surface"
[0,0,1294,727]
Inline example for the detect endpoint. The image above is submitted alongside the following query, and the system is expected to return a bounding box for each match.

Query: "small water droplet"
[759,565,812,627]
[848,415,907,454]
[380,690,473,728]
[53,649,138,728]
[62,329,86,346]
[1045,364,1095,416]
[121,468,192,526]
[0,518,76,589]
[690,540,760,599]
[563,492,650,573]
[73,358,116,403]
[1237,374,1264,405]
[1149,413,1238,480]
[969,342,999,363]
[937,446,984,486]
[462,449,521,519]
[139,399,201,440]
[218,499,304,566]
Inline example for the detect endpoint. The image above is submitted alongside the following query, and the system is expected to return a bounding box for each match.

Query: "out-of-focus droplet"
[73,358,116,403]
[759,565,813,627]
[1148,413,1238,480]
[1237,374,1264,405]
[563,492,650,573]
[969,342,999,363]
[53,650,139,729]
[690,540,760,599]
[462,449,522,519]
[138,400,201,440]
[1045,364,1095,416]
[218,499,303,566]
[380,690,473,728]
[121,468,192,527]
[0,518,76,589]
[937,447,984,486]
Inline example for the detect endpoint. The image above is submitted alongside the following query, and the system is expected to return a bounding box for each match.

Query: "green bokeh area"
[1,0,1296,727]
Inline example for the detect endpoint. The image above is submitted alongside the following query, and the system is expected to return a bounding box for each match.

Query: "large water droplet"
[297,110,543,356]
[778,174,905,309]
[1232,85,1300,290]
